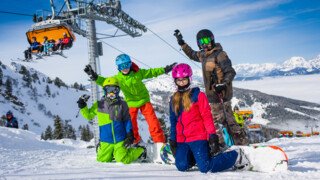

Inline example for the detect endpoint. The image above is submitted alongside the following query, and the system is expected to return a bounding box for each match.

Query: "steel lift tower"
[36,0,147,146]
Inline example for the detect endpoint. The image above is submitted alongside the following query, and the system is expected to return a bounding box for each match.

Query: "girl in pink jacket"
[169,63,248,173]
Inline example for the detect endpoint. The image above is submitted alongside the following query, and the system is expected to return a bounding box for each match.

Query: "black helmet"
[196,29,215,50]
[233,106,239,111]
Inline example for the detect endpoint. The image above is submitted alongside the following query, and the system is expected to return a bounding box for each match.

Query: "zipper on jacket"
[111,121,116,143]
[179,114,186,142]
[110,105,119,144]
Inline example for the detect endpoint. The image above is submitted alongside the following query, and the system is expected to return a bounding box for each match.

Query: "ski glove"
[214,83,226,93]
[174,29,185,46]
[84,65,98,81]
[123,131,134,148]
[77,97,87,109]
[209,134,221,156]
[164,62,177,74]
[169,139,177,156]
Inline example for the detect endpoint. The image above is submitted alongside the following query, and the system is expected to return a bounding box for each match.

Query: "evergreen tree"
[54,77,67,88]
[79,84,86,91]
[30,86,38,102]
[5,78,13,97]
[63,120,76,140]
[19,65,28,75]
[81,125,94,142]
[53,116,63,139]
[45,85,51,97]
[69,127,77,140]
[47,77,53,84]
[22,70,32,87]
[41,132,44,140]
[44,125,53,140]
[22,123,29,130]
[32,72,39,82]
[73,82,80,90]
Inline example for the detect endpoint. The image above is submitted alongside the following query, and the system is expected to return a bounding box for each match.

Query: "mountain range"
[233,55,320,80]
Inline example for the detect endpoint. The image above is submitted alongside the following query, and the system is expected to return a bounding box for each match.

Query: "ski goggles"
[175,77,189,84]
[103,86,120,94]
[117,62,132,71]
[198,37,212,46]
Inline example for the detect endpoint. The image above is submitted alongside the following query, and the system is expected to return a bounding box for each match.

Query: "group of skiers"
[1,111,18,129]
[77,29,250,173]
[24,33,73,60]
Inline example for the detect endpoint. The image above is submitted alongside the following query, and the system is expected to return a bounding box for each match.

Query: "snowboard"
[159,143,175,165]
[232,145,288,172]
[142,143,175,164]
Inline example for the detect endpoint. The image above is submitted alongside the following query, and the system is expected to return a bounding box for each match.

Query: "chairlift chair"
[26,19,76,55]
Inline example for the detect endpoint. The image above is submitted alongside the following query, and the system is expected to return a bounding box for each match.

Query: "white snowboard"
[233,145,288,172]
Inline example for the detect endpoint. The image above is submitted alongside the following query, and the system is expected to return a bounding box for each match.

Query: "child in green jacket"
[84,54,176,163]
[77,77,145,164]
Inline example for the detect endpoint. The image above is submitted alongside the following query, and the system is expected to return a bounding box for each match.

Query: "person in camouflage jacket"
[174,29,248,148]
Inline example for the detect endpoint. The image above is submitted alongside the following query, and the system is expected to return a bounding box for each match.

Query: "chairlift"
[23,19,76,60]
[26,19,75,47]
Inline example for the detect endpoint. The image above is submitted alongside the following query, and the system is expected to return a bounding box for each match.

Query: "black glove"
[164,62,177,74]
[214,83,226,93]
[169,139,177,156]
[123,131,134,148]
[77,97,87,109]
[84,65,98,81]
[174,29,185,46]
[209,134,221,157]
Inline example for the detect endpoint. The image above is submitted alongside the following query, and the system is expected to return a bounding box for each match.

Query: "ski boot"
[152,142,165,164]
[233,148,252,171]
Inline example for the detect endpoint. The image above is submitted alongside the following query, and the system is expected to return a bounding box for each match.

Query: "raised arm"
[80,102,98,121]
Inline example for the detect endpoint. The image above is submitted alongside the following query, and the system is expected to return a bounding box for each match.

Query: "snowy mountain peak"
[234,54,320,80]
[282,56,311,71]
[310,55,320,68]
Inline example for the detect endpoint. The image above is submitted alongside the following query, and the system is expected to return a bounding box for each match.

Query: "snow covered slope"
[0,61,90,134]
[1,126,320,179]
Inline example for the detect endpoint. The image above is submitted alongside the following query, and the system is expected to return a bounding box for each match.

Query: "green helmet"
[103,77,119,87]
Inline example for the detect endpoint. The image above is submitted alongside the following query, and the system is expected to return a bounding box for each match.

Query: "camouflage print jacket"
[182,43,236,103]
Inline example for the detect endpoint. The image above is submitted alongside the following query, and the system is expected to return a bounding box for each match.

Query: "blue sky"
[0,0,319,84]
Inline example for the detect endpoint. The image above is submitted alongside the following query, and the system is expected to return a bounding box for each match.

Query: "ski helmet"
[115,54,132,71]
[103,77,119,87]
[234,106,239,111]
[171,63,193,79]
[172,63,192,92]
[6,111,13,116]
[103,77,120,100]
[196,29,215,50]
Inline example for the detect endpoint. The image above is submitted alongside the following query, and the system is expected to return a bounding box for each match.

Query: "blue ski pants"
[175,140,238,173]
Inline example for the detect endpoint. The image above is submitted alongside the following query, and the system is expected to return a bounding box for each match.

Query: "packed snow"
[1,127,320,179]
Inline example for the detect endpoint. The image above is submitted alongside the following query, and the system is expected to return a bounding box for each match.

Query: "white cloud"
[144,0,290,35]
[220,17,284,36]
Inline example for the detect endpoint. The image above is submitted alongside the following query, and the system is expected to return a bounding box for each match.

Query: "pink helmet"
[172,63,193,78]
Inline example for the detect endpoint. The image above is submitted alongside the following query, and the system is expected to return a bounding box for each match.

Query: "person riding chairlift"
[42,36,55,56]
[24,37,42,60]
[57,33,73,51]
